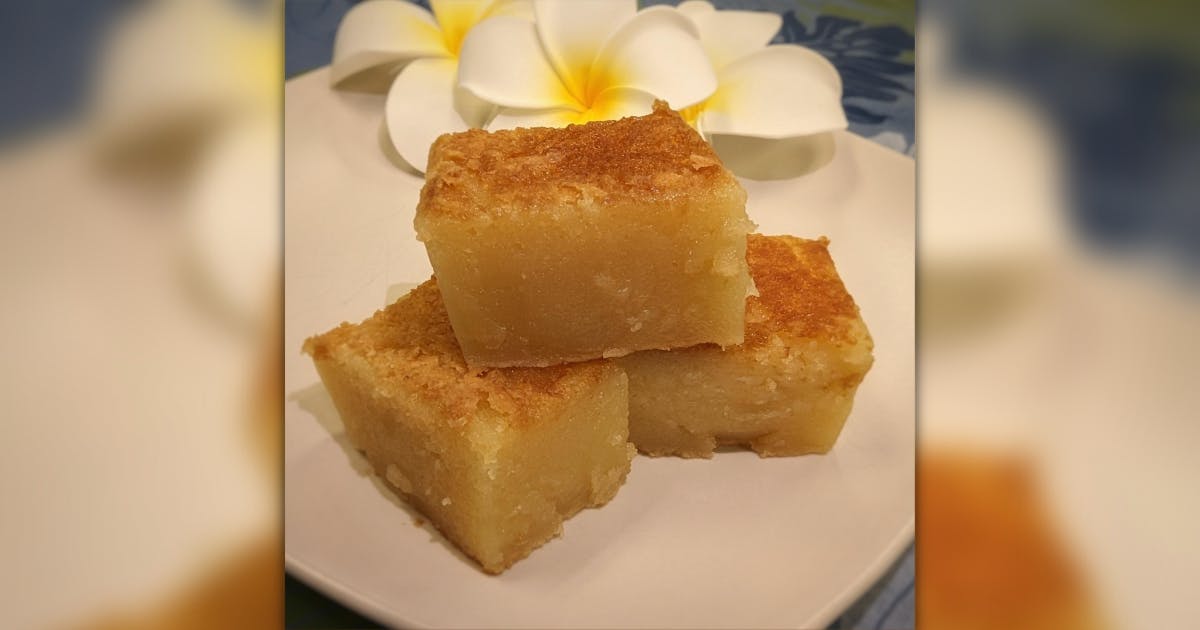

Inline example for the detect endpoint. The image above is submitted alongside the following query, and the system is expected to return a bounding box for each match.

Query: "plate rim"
[284,66,914,629]
[804,519,914,628]
[287,519,914,629]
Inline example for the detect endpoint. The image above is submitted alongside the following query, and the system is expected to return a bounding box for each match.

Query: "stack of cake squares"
[304,102,873,574]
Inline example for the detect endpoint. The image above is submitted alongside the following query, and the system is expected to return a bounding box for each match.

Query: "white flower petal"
[429,0,491,55]
[533,0,637,103]
[590,6,716,110]
[386,58,472,173]
[454,79,499,129]
[578,86,659,123]
[458,16,577,110]
[700,45,846,139]
[185,118,280,329]
[484,0,535,21]
[708,132,837,180]
[675,0,714,18]
[331,0,449,87]
[488,107,582,131]
[92,2,240,153]
[488,86,656,130]
[677,0,781,71]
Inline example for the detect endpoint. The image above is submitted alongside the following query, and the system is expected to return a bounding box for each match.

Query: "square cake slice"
[302,279,635,574]
[415,101,754,368]
[618,235,874,457]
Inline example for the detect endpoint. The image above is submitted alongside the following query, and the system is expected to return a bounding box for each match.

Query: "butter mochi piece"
[619,235,874,457]
[415,101,754,368]
[303,279,634,574]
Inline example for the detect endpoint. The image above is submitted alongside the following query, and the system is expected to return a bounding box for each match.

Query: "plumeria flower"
[456,0,717,130]
[91,0,281,329]
[676,0,844,138]
[93,0,280,161]
[673,1,846,143]
[331,0,533,171]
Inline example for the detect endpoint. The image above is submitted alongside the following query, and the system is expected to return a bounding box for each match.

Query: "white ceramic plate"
[285,67,914,629]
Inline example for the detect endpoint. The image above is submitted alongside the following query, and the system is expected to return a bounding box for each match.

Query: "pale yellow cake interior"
[618,235,874,457]
[415,101,754,368]
[303,279,635,574]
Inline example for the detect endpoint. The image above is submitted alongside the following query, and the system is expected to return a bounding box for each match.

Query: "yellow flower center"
[222,13,281,111]
[441,25,467,57]
[679,99,708,129]
[582,64,616,109]
[432,1,488,57]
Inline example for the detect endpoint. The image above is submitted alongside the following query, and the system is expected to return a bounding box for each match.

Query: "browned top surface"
[417,101,739,219]
[302,278,616,428]
[744,234,865,347]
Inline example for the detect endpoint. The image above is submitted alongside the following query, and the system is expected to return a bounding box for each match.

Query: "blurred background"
[918,0,1199,628]
[1,1,281,629]
[0,0,1197,628]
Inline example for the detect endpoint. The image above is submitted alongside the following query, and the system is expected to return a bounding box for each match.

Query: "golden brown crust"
[418,101,738,219]
[302,278,616,428]
[744,234,864,347]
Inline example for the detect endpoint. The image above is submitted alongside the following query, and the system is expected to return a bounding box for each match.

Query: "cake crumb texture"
[303,280,633,574]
